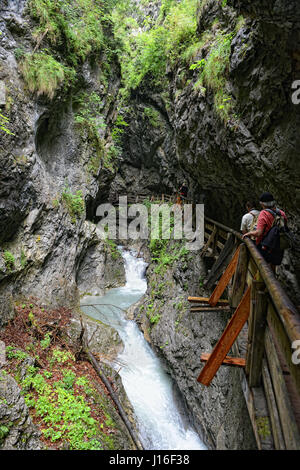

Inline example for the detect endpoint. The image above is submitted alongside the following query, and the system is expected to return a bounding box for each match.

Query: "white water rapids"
[80,248,206,450]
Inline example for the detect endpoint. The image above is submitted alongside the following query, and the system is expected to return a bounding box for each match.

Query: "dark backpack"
[260,209,294,265]
[264,209,294,251]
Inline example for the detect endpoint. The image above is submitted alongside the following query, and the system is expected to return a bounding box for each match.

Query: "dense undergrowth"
[0,301,120,450]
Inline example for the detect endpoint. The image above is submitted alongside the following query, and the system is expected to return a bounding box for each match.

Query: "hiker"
[178,182,188,202]
[243,192,288,271]
[240,200,260,235]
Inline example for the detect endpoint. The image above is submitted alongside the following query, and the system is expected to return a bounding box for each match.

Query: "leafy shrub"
[192,30,234,121]
[61,187,85,223]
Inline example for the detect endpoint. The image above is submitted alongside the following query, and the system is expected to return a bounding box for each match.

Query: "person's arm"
[242,227,263,239]
[243,212,265,240]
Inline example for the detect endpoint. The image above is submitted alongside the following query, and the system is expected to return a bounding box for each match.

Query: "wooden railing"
[121,193,194,205]
[196,216,300,450]
[110,192,300,448]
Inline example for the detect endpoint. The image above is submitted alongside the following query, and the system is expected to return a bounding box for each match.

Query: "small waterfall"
[81,248,206,450]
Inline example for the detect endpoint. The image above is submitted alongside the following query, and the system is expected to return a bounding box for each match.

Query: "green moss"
[256,417,271,439]
[112,0,198,93]
[0,112,14,135]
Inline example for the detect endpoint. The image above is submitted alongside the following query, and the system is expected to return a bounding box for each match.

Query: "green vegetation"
[2,301,118,451]
[191,30,234,121]
[21,51,75,99]
[112,0,199,93]
[74,91,105,136]
[21,362,104,449]
[103,239,121,260]
[61,187,85,223]
[3,251,15,272]
[256,417,271,439]
[21,0,113,98]
[28,0,104,65]
[143,107,161,128]
[20,250,27,269]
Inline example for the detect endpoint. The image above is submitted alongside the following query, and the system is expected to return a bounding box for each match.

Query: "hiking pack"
[260,208,295,265]
[249,211,259,232]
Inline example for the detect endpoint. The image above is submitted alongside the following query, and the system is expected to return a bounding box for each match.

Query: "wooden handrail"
[204,216,300,343]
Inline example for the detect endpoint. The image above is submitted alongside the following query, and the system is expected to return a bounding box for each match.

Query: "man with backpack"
[240,201,260,235]
[243,192,290,271]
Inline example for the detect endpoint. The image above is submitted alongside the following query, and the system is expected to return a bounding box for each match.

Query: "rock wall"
[112,0,300,302]
[0,0,125,312]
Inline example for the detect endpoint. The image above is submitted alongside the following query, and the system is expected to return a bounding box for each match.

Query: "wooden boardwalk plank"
[190,306,231,312]
[201,354,245,367]
[188,296,229,305]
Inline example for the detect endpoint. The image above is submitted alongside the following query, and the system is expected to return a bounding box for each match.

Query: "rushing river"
[80,248,206,450]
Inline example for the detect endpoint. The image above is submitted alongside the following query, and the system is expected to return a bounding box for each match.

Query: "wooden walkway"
[192,216,300,450]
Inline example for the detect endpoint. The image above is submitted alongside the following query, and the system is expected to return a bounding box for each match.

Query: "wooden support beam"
[201,226,217,258]
[204,233,236,290]
[230,243,249,309]
[247,283,268,387]
[188,296,229,305]
[190,306,231,312]
[201,354,245,367]
[209,246,241,307]
[197,286,251,386]
[262,359,286,450]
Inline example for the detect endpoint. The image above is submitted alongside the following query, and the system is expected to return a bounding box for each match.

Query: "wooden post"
[230,243,249,309]
[204,233,236,289]
[211,228,219,257]
[246,282,268,387]
[241,374,274,450]
[264,328,300,449]
[208,246,240,307]
[197,286,251,386]
[201,226,217,257]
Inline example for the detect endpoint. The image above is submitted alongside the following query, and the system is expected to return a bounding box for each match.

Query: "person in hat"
[243,192,287,270]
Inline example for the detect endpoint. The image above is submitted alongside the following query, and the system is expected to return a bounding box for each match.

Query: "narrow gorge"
[0,0,299,452]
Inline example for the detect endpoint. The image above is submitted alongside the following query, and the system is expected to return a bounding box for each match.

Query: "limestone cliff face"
[0,0,125,313]
[113,0,300,302]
